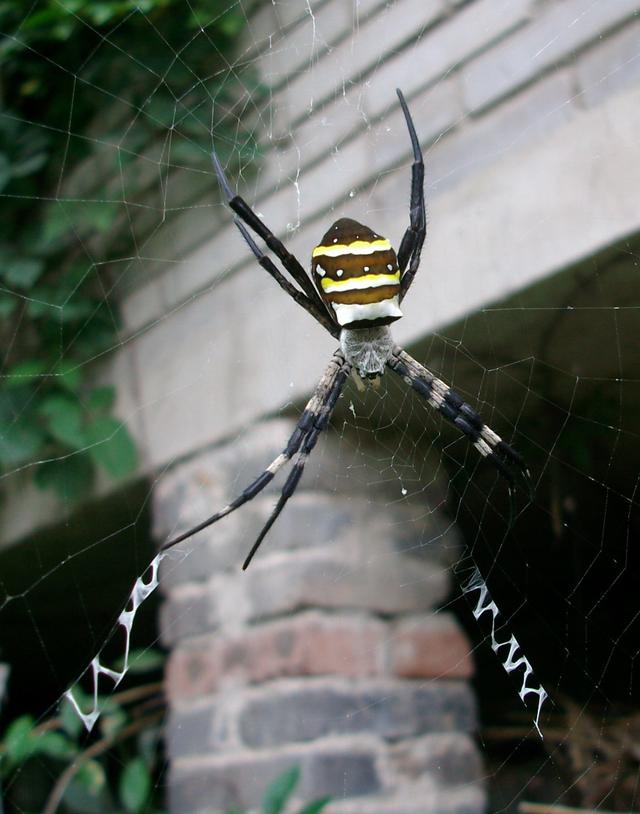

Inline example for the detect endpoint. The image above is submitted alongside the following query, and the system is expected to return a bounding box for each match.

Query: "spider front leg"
[161,351,351,569]
[211,149,334,329]
[233,218,339,339]
[387,348,530,487]
[395,89,427,301]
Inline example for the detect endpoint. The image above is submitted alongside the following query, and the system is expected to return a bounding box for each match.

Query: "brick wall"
[155,420,484,813]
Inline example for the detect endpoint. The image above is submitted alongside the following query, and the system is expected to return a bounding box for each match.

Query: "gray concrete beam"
[3,82,640,547]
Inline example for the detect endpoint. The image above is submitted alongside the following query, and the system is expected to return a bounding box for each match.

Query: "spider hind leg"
[242,353,350,569]
[395,89,427,300]
[161,351,351,568]
[387,348,531,489]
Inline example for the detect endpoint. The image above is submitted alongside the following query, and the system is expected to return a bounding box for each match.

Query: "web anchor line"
[462,566,548,738]
[64,553,166,732]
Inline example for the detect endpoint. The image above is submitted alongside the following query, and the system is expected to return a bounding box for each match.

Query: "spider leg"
[161,351,351,562]
[242,357,349,569]
[211,149,333,324]
[387,347,530,487]
[395,89,426,301]
[233,218,340,339]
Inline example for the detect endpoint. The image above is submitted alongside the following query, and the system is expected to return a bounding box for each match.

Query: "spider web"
[1,1,640,812]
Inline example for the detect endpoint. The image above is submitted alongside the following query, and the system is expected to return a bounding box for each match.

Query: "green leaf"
[120,757,151,813]
[20,8,71,33]
[4,359,48,388]
[42,204,73,244]
[64,760,107,812]
[114,647,164,674]
[4,716,36,765]
[79,201,120,234]
[59,298,96,321]
[100,705,128,739]
[88,3,121,26]
[1,256,45,288]
[85,416,137,478]
[87,386,115,411]
[60,695,85,739]
[34,731,77,760]
[39,395,85,448]
[0,294,17,317]
[262,766,300,814]
[76,760,106,793]
[54,360,82,392]
[297,798,331,814]
[11,151,48,178]
[219,10,245,37]
[0,153,11,192]
[34,453,94,500]
[25,289,59,318]
[0,421,45,466]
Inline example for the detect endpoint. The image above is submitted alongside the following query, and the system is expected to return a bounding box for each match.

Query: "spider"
[162,89,529,570]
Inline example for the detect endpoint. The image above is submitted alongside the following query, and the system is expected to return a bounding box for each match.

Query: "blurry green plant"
[0,656,331,814]
[230,764,331,814]
[0,648,165,813]
[0,0,259,500]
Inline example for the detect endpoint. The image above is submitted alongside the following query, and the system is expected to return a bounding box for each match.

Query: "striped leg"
[242,358,350,569]
[211,149,334,327]
[395,89,426,301]
[387,348,530,486]
[161,351,351,565]
[233,218,340,339]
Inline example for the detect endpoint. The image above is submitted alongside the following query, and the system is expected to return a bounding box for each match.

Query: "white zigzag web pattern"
[462,567,548,738]
[64,553,166,732]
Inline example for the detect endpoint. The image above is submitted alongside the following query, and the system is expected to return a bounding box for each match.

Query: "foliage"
[234,764,332,814]
[0,666,332,814]
[0,648,165,813]
[0,0,257,500]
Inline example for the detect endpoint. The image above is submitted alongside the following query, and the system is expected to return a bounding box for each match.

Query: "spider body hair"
[340,325,394,378]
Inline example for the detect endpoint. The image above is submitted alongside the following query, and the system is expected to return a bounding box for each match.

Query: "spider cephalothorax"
[162,89,530,570]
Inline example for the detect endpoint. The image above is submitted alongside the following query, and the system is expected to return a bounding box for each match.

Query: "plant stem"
[42,710,163,814]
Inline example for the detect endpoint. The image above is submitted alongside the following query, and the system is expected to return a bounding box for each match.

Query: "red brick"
[389,615,474,680]
[165,611,386,701]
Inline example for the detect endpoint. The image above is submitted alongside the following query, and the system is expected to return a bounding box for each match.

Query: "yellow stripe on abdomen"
[320,271,400,293]
[312,239,391,258]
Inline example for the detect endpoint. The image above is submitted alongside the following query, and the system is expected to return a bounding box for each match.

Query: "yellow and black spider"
[162,89,529,570]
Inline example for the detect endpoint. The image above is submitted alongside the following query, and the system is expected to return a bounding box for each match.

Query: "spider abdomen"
[312,218,402,328]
